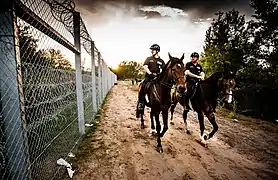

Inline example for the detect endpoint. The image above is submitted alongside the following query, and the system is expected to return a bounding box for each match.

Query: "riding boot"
[137,81,147,110]
[138,91,145,110]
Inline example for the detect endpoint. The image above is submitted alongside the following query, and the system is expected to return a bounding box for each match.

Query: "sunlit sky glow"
[76,3,212,68]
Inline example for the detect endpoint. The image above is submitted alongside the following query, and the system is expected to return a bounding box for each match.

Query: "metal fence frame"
[0,0,117,179]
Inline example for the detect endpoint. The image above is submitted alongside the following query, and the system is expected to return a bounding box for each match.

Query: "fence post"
[0,7,30,179]
[97,52,102,107]
[105,65,107,95]
[73,12,85,135]
[102,66,105,96]
[90,41,97,116]
[106,68,109,93]
[101,59,105,101]
[108,71,111,90]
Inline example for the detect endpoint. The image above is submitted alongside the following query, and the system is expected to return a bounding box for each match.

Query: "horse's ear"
[168,52,172,59]
[180,53,184,61]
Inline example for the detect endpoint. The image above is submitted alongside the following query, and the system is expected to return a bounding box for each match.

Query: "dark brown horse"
[170,71,236,146]
[136,53,186,153]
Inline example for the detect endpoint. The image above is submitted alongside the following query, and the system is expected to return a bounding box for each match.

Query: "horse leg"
[183,109,191,134]
[197,111,207,146]
[160,110,169,137]
[150,111,156,135]
[154,112,163,153]
[170,101,177,125]
[205,112,218,140]
[140,111,145,129]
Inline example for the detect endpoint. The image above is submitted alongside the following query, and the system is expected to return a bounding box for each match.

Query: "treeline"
[200,0,278,120]
[109,61,144,80]
[19,26,73,70]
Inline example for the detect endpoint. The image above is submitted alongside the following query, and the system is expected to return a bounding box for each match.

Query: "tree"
[249,0,278,86]
[114,61,144,80]
[201,9,251,76]
[18,25,73,70]
[201,0,278,120]
[40,49,72,70]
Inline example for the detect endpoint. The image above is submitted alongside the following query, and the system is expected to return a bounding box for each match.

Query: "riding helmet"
[190,52,199,58]
[150,44,160,52]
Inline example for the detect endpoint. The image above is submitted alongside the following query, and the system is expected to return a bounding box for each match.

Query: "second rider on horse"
[137,44,165,111]
[184,52,205,110]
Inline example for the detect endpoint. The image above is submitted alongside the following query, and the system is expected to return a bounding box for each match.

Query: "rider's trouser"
[138,75,152,107]
[184,82,194,109]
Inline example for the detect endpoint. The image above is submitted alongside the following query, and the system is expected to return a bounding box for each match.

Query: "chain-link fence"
[0,0,117,179]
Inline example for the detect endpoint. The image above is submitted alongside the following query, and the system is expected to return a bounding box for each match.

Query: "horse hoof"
[203,134,208,140]
[186,129,191,135]
[170,121,174,125]
[156,146,163,153]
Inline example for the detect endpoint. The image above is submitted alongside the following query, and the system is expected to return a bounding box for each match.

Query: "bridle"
[216,77,235,105]
[160,62,185,89]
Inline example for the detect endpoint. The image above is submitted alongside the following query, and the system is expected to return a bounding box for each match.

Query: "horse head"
[163,53,186,93]
[217,65,236,104]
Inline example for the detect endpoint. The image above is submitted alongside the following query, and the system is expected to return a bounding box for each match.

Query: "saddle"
[142,78,156,93]
[179,84,197,99]
[178,83,199,110]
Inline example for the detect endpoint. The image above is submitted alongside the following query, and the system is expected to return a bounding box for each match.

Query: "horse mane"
[202,71,223,85]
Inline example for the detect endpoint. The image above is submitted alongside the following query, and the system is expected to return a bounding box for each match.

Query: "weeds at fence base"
[70,90,113,172]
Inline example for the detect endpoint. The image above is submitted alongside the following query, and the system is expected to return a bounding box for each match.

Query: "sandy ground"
[73,81,278,180]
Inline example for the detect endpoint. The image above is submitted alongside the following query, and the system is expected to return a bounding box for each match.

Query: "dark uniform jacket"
[143,56,165,77]
[185,61,203,84]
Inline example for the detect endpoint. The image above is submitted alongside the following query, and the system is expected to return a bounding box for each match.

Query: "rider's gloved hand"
[149,73,156,78]
[198,76,205,81]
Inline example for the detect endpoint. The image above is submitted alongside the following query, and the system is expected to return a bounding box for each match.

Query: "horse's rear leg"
[183,109,191,134]
[205,112,218,140]
[140,112,145,129]
[154,113,163,153]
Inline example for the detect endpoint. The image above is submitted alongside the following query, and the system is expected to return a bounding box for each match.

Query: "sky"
[75,0,253,68]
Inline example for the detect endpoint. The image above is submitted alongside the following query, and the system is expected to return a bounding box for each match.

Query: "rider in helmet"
[137,44,165,112]
[184,52,205,110]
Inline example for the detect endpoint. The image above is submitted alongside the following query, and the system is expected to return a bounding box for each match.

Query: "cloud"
[76,0,254,19]
[74,2,216,68]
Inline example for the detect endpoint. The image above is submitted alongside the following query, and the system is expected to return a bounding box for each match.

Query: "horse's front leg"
[170,93,178,123]
[154,112,163,153]
[183,109,191,134]
[150,111,156,135]
[160,109,169,138]
[170,101,177,125]
[205,111,218,140]
[197,111,207,146]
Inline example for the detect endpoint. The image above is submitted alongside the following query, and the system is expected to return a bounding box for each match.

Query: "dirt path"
[74,81,278,180]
